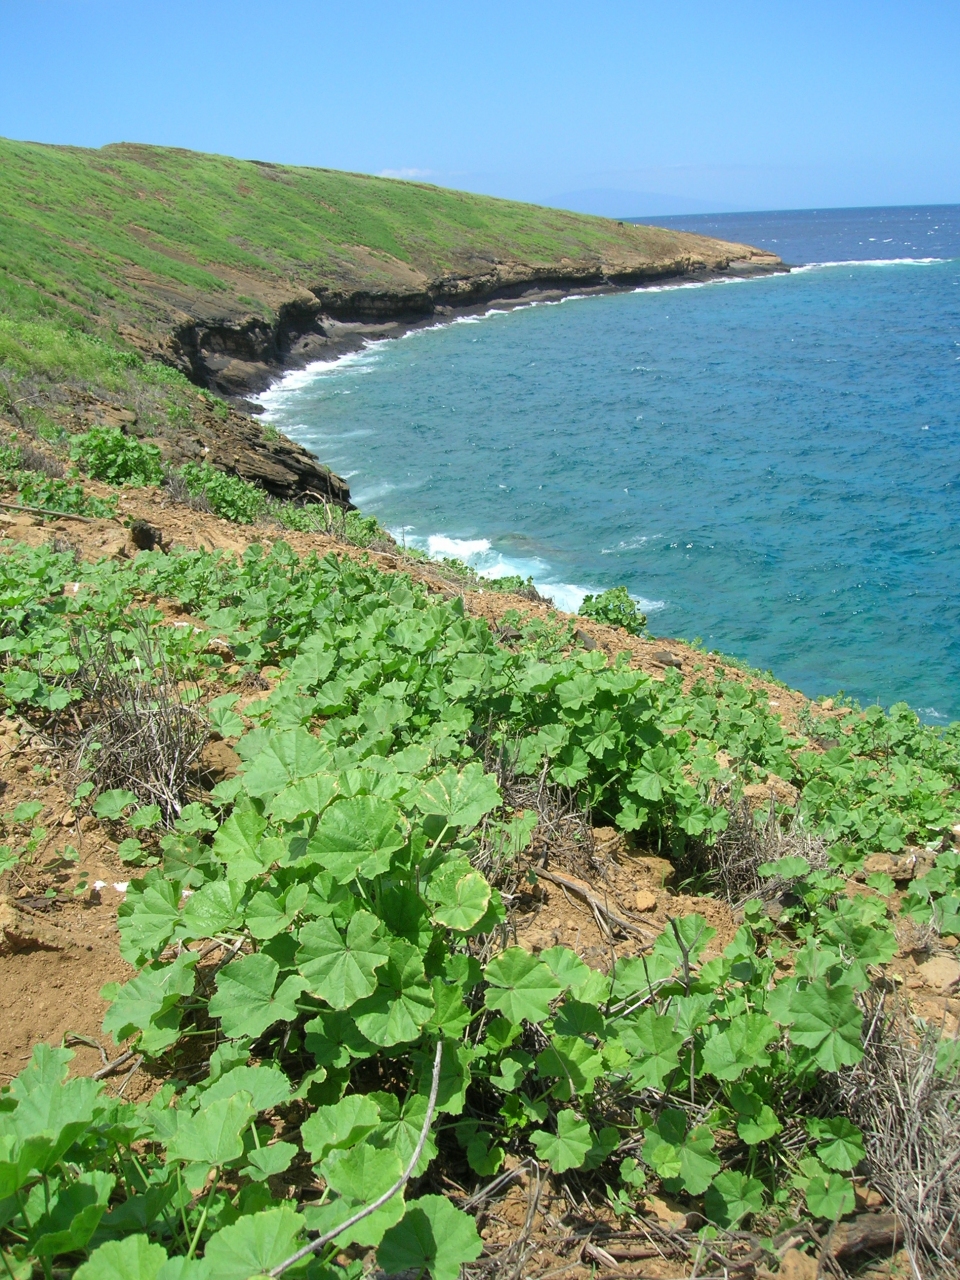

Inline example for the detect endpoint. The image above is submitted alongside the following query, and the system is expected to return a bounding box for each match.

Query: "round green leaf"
[705,1171,766,1226]
[74,1235,168,1280]
[378,1194,482,1280]
[297,911,389,1009]
[484,947,562,1024]
[307,795,406,882]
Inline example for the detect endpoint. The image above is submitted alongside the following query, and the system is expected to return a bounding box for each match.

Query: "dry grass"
[690,793,828,906]
[162,469,214,514]
[16,441,65,478]
[68,621,207,823]
[837,993,960,1278]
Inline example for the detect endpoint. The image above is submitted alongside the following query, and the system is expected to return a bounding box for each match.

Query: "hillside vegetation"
[0,136,779,497]
[1,138,954,1279]
[0,136,768,344]
[0,430,958,1276]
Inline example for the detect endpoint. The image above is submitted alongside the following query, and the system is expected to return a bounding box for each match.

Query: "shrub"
[70,425,163,486]
[178,461,267,523]
[12,472,116,518]
[578,585,647,634]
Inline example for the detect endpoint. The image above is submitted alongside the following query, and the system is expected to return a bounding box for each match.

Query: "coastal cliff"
[0,136,782,502]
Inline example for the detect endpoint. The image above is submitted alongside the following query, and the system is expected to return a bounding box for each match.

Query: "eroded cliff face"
[113,232,783,502]
[160,239,784,398]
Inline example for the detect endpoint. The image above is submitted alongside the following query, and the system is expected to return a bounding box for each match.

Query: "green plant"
[178,462,267,523]
[70,426,164,487]
[0,537,958,1276]
[578,585,646,635]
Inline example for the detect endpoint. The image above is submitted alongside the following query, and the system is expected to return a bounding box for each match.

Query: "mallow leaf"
[239,728,327,798]
[700,1013,777,1081]
[430,868,491,932]
[244,1141,297,1182]
[101,952,198,1054]
[806,1117,865,1171]
[317,1145,405,1245]
[704,1171,765,1227]
[529,1111,593,1172]
[789,982,863,1070]
[199,1064,292,1113]
[641,1110,720,1195]
[208,953,309,1039]
[301,1094,381,1163]
[378,1195,483,1280]
[307,795,406,882]
[297,911,390,1009]
[74,1235,169,1280]
[92,789,137,821]
[201,1206,306,1280]
[268,773,338,824]
[484,948,562,1024]
[416,763,501,830]
[165,1092,255,1166]
[353,941,434,1047]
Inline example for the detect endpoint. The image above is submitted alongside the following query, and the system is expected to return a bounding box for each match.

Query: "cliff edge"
[0,137,783,502]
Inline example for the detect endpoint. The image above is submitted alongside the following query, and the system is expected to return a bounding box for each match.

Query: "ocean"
[258,205,960,723]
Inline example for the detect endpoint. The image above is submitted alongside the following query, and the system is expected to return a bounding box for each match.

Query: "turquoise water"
[259,207,960,722]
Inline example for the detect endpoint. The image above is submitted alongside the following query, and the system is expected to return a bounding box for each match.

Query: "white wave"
[426,534,492,559]
[792,257,946,272]
[919,706,952,723]
[350,479,398,505]
[602,533,663,553]
[397,530,664,616]
[632,275,755,296]
[255,342,390,413]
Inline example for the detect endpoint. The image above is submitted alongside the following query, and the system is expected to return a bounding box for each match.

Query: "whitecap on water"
[793,257,946,272]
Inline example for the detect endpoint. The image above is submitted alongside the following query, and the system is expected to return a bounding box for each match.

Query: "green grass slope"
[0,136,769,348]
[0,136,777,492]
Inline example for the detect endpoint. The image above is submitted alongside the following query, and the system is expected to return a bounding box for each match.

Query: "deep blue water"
[259,206,960,723]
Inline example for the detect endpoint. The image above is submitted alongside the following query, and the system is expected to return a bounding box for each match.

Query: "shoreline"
[232,256,789,412]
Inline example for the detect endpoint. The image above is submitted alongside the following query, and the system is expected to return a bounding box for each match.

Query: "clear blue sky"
[2,0,958,216]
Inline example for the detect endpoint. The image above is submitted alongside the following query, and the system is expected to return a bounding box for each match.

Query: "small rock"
[592,826,626,857]
[778,1248,818,1280]
[78,814,98,833]
[196,738,241,785]
[575,628,598,651]
[942,935,959,949]
[742,774,799,810]
[653,649,682,670]
[855,1185,886,1210]
[643,1194,690,1230]
[918,955,960,994]
[634,889,657,912]
[205,637,234,660]
[864,850,924,881]
[97,532,129,561]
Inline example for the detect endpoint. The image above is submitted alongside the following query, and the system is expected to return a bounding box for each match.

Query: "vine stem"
[267,1038,445,1278]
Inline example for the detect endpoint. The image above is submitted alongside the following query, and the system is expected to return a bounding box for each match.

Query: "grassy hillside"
[1,139,958,1277]
[0,136,763,343]
[0,136,776,495]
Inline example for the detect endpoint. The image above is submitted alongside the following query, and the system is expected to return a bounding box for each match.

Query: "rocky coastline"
[161,251,785,504]
[172,252,787,407]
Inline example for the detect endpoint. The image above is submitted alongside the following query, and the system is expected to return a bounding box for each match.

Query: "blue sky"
[2,0,958,215]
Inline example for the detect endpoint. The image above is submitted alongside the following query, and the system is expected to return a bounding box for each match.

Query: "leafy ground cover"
[0,503,959,1277]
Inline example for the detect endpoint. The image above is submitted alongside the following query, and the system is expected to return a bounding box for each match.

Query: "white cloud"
[378,167,435,180]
